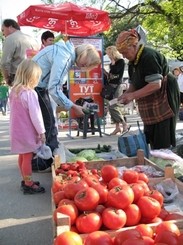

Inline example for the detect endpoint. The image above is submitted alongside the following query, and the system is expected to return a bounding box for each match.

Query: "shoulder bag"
[118,121,149,158]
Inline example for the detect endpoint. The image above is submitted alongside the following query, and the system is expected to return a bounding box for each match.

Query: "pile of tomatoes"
[54,221,183,244]
[54,161,93,177]
[52,163,183,245]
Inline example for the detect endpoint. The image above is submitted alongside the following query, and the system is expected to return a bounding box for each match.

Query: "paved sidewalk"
[0,113,53,245]
[0,111,182,245]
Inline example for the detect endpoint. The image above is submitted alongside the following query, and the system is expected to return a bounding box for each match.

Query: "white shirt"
[177,73,183,92]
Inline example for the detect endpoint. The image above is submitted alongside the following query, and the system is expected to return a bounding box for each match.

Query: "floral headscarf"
[116,29,140,53]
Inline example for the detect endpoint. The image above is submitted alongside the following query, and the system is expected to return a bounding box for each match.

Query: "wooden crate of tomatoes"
[51,151,183,245]
[52,149,164,182]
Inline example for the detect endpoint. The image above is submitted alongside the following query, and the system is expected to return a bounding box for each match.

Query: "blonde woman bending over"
[32,40,101,155]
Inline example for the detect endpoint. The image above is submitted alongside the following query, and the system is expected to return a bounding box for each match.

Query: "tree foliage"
[107,0,183,59]
[40,0,183,59]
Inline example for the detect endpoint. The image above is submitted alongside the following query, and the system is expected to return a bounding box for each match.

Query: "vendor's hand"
[72,104,84,117]
[118,92,134,105]
[39,133,46,144]
[63,35,70,42]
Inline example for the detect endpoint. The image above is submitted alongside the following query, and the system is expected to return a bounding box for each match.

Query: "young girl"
[9,59,46,194]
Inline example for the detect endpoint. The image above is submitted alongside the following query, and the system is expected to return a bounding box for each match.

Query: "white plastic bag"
[155,178,179,203]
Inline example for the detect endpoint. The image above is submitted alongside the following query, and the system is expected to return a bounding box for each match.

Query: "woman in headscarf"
[116,29,180,149]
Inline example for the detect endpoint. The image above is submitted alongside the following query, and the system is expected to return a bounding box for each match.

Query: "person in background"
[172,67,180,79]
[9,59,46,194]
[177,65,183,107]
[105,46,129,135]
[1,19,39,86]
[0,81,9,115]
[40,31,55,49]
[32,38,101,155]
[116,29,180,150]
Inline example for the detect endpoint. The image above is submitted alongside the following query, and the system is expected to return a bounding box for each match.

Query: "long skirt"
[144,73,180,149]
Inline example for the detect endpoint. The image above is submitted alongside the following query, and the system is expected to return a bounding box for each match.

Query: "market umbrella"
[17,2,111,36]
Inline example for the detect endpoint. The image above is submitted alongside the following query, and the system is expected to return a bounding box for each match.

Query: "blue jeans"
[0,98,8,114]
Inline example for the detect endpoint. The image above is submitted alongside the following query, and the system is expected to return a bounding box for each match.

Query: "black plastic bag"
[32,157,53,172]
[100,84,116,100]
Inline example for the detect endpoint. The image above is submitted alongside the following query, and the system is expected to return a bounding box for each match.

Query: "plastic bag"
[131,165,164,177]
[96,150,127,160]
[155,178,179,203]
[53,142,67,163]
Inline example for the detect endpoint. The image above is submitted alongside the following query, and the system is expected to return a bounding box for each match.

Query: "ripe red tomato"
[140,216,162,225]
[122,170,139,184]
[150,217,163,223]
[83,175,100,187]
[74,187,100,211]
[135,224,154,238]
[58,198,75,207]
[76,212,102,233]
[54,231,83,245]
[65,175,81,183]
[154,230,178,245]
[158,208,169,220]
[122,238,145,245]
[113,229,142,245]
[154,243,168,245]
[137,196,161,220]
[124,204,141,226]
[129,183,145,203]
[91,184,108,204]
[102,207,127,230]
[64,179,88,199]
[53,203,78,225]
[84,231,113,245]
[70,225,79,233]
[52,180,65,193]
[142,236,154,245]
[53,190,65,206]
[138,172,149,183]
[145,190,164,207]
[178,233,183,245]
[137,180,150,193]
[164,212,183,221]
[155,221,180,236]
[101,165,119,183]
[95,204,106,214]
[107,185,134,209]
[108,177,127,190]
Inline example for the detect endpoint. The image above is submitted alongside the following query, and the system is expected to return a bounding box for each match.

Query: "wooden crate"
[52,149,164,182]
[52,165,183,239]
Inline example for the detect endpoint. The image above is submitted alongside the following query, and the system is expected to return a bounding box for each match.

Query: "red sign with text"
[69,37,104,119]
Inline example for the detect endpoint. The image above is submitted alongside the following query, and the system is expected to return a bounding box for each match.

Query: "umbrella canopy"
[17,2,111,36]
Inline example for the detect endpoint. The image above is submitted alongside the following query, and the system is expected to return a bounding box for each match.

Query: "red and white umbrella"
[17,2,111,36]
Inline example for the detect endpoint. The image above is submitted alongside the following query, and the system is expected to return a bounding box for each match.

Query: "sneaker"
[23,184,45,194]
